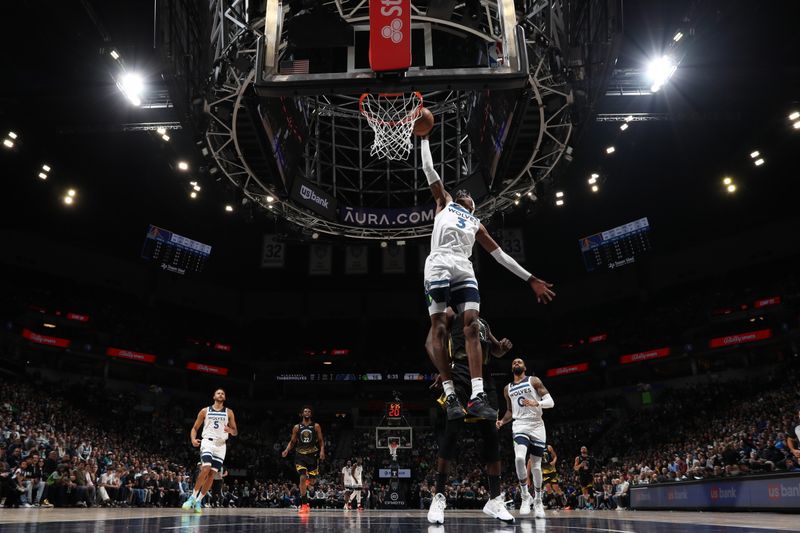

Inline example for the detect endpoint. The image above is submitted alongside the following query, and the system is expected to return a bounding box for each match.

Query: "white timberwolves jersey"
[430,202,480,258]
[201,406,229,442]
[508,378,543,425]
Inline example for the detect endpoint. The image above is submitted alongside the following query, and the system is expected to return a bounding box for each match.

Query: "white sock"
[520,483,529,498]
[442,380,455,397]
[190,490,199,500]
[470,377,484,399]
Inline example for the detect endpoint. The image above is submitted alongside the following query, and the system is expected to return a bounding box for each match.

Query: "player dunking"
[182,388,238,514]
[281,406,325,514]
[420,136,555,421]
[497,359,554,518]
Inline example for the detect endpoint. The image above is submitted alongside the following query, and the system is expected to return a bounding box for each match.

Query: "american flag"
[280,59,310,74]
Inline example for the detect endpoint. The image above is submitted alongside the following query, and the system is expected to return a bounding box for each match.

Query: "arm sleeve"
[420,139,440,185]
[539,393,554,409]
[490,247,532,282]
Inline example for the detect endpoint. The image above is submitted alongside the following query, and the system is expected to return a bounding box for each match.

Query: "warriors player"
[425,307,514,525]
[497,359,554,518]
[281,406,325,514]
[182,388,238,513]
[420,136,555,421]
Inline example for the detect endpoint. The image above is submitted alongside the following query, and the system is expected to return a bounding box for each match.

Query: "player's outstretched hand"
[191,438,201,448]
[281,450,288,458]
[224,425,234,434]
[530,277,555,304]
[495,420,503,430]
[498,338,513,354]
[320,450,326,461]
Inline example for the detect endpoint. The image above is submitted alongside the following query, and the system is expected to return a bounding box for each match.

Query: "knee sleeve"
[530,456,543,490]
[514,443,529,480]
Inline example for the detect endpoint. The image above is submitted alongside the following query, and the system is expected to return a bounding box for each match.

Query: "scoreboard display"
[386,401,403,420]
[579,217,651,272]
[141,225,212,275]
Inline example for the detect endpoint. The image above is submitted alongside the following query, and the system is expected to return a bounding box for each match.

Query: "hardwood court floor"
[0,508,797,532]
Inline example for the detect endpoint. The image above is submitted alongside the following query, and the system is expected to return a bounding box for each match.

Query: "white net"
[359,92,423,161]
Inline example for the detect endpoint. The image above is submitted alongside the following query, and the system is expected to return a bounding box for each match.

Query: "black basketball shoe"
[466,393,497,420]
[444,394,466,420]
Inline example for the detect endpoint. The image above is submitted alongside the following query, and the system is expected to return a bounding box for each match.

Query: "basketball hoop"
[359,92,423,161]
[388,441,399,460]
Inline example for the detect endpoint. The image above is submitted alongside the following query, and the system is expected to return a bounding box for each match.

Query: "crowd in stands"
[2,362,799,510]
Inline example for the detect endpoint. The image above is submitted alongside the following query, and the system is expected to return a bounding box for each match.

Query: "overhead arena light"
[793,121,800,130]
[110,49,120,60]
[620,123,629,131]
[266,195,275,203]
[605,146,616,154]
[789,111,800,121]
[624,115,634,122]
[588,174,598,185]
[673,31,684,42]
[8,132,17,139]
[754,158,765,166]
[513,199,520,206]
[177,161,189,171]
[67,189,76,197]
[591,185,599,193]
[42,164,51,172]
[647,55,677,92]
[380,241,388,248]
[2,139,13,149]
[38,172,48,180]
[727,184,737,193]
[311,232,319,240]
[193,185,201,192]
[156,127,166,135]
[749,150,760,159]
[555,191,564,198]
[63,196,74,205]
[723,177,732,185]
[225,204,233,212]
[161,134,170,141]
[555,199,564,206]
[190,191,197,199]
[117,72,144,106]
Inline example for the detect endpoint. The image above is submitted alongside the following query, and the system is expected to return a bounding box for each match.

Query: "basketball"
[414,107,434,137]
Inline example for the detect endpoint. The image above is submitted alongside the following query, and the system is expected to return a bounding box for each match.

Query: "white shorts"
[200,438,227,471]
[424,252,480,315]
[512,421,546,455]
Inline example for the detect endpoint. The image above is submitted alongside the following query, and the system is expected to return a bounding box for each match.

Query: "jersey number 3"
[456,218,466,229]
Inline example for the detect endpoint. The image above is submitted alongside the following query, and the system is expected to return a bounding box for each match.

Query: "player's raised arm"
[485,323,513,358]
[475,224,556,304]
[421,137,452,211]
